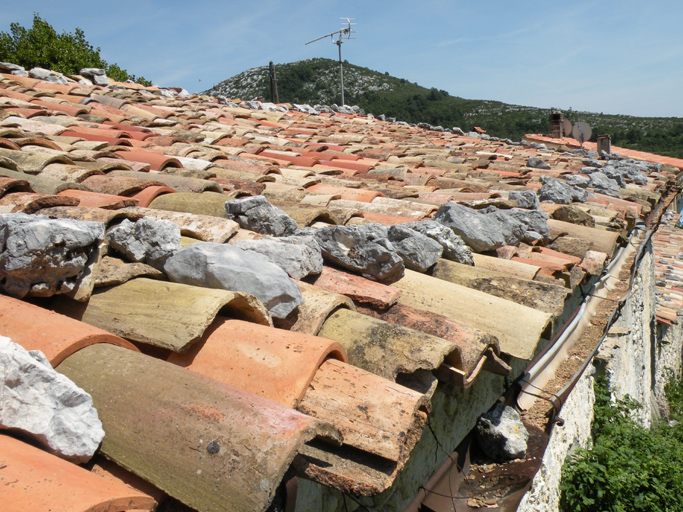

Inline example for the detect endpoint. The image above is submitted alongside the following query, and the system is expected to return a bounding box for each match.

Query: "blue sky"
[3,1,682,118]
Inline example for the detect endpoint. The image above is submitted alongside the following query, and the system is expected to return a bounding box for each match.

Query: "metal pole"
[338,39,344,106]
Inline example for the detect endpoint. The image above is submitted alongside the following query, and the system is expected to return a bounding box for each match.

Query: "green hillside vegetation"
[205,58,683,159]
[0,13,151,86]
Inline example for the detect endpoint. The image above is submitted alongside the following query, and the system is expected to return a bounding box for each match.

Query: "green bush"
[0,13,151,86]
[560,377,683,512]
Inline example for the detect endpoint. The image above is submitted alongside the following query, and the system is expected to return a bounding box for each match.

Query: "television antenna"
[305,18,356,106]
[572,121,592,149]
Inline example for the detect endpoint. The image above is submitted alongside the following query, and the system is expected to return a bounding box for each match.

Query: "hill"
[204,58,683,158]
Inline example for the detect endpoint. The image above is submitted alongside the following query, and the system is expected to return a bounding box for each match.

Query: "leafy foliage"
[559,377,683,512]
[206,58,683,158]
[0,13,150,86]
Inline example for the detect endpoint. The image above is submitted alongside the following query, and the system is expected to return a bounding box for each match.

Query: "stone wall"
[519,237,683,511]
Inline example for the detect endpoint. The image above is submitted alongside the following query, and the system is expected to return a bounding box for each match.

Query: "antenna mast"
[305,18,356,106]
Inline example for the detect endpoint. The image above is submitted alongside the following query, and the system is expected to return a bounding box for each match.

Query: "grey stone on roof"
[475,403,528,462]
[388,224,443,272]
[0,336,104,463]
[509,190,540,210]
[0,62,27,76]
[29,67,68,84]
[504,208,551,244]
[589,172,621,198]
[79,68,108,86]
[551,205,596,228]
[537,176,587,204]
[233,235,323,280]
[311,224,405,282]
[526,156,551,170]
[106,217,182,270]
[225,195,297,236]
[433,203,527,253]
[402,220,473,265]
[565,175,591,188]
[163,242,303,319]
[0,213,104,299]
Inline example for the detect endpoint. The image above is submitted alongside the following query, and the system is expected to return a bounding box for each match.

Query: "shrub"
[0,13,151,86]
[560,377,683,512]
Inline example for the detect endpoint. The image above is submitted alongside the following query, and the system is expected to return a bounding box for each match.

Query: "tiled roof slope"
[0,70,681,512]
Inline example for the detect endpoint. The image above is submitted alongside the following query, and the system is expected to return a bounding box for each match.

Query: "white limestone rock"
[106,217,181,269]
[0,213,105,298]
[233,235,323,280]
[0,336,104,463]
[164,242,303,319]
[475,403,529,461]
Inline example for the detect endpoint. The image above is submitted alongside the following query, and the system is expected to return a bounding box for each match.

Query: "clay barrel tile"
[317,308,460,382]
[109,170,223,194]
[276,204,340,228]
[122,205,238,243]
[168,317,347,408]
[57,189,139,209]
[51,277,272,353]
[471,252,541,280]
[547,218,620,256]
[38,162,104,183]
[431,258,570,318]
[278,281,355,335]
[80,174,166,196]
[37,205,144,226]
[0,166,88,195]
[0,293,137,365]
[391,269,553,361]
[312,265,402,309]
[0,175,32,196]
[355,302,501,380]
[148,191,231,218]
[112,150,181,171]
[298,358,430,461]
[57,344,341,512]
[0,147,74,174]
[0,191,80,213]
[0,434,157,512]
[129,184,177,207]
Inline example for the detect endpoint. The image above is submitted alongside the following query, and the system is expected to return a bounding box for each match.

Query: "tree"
[0,13,151,86]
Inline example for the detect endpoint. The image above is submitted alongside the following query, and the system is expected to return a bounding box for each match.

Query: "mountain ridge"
[204,58,683,158]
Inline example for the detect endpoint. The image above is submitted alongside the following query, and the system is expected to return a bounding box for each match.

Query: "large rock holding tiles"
[29,67,68,84]
[0,336,104,463]
[311,224,405,282]
[402,220,474,265]
[504,208,551,244]
[163,242,303,319]
[388,224,443,272]
[0,213,104,298]
[551,205,595,228]
[106,217,182,269]
[225,195,297,236]
[233,235,323,280]
[433,203,525,253]
[589,172,621,198]
[537,176,587,204]
[527,156,551,170]
[509,190,540,210]
[475,403,528,462]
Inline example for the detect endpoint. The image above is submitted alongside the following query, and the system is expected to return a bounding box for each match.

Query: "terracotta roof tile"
[0,434,157,512]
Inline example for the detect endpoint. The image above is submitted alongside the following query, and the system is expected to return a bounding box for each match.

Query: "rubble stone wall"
[519,238,683,511]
